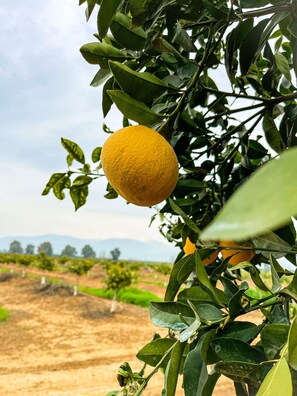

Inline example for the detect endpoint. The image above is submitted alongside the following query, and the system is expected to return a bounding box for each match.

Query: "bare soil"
[0,265,262,396]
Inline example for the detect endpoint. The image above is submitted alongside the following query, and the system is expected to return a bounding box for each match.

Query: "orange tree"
[43,1,297,395]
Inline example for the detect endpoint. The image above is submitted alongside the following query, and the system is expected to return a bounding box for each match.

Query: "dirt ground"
[0,266,262,396]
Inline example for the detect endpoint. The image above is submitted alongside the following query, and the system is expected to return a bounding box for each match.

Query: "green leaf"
[70,184,89,210]
[261,323,290,360]
[72,175,93,188]
[225,19,253,80]
[256,357,292,396]
[53,175,71,200]
[183,334,208,396]
[42,173,66,196]
[211,337,264,363]
[97,0,123,39]
[263,109,285,154]
[85,0,97,21]
[165,341,187,396]
[288,316,297,370]
[109,61,168,103]
[178,286,214,303]
[189,302,224,324]
[92,147,102,163]
[61,138,85,164]
[275,52,292,83]
[104,182,118,199]
[165,255,195,302]
[136,338,175,368]
[219,321,259,343]
[80,42,129,67]
[149,301,195,331]
[102,77,114,117]
[110,12,147,51]
[228,282,249,318]
[239,19,270,75]
[252,231,291,260]
[107,90,164,126]
[201,147,297,241]
[169,199,201,235]
[195,251,225,306]
[90,68,111,87]
[215,360,267,383]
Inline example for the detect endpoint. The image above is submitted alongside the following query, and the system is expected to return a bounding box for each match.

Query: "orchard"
[43,1,297,395]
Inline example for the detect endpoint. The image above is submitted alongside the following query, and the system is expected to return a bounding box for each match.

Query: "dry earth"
[0,265,262,396]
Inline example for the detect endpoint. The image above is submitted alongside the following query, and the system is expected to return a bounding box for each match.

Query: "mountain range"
[0,234,179,263]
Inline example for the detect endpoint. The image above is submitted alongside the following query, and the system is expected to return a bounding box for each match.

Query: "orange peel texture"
[220,240,255,266]
[100,125,179,206]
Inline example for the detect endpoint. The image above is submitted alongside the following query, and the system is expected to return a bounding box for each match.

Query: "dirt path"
[0,269,261,395]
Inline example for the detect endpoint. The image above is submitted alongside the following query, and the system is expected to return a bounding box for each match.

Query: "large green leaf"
[80,42,129,67]
[201,147,297,241]
[211,337,264,363]
[110,12,147,50]
[263,109,285,154]
[107,90,164,126]
[136,338,175,368]
[215,360,268,383]
[149,301,195,331]
[288,316,297,370]
[256,357,292,396]
[165,254,195,302]
[109,61,168,103]
[165,341,187,396]
[261,323,290,360]
[195,251,225,306]
[218,321,259,343]
[97,0,123,39]
[183,334,209,396]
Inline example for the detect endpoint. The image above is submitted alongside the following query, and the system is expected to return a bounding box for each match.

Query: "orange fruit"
[219,240,255,265]
[183,237,218,266]
[100,125,179,206]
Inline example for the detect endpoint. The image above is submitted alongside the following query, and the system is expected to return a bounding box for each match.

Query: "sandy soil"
[0,266,262,396]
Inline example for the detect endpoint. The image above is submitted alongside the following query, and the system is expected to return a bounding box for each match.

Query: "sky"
[0,0,167,243]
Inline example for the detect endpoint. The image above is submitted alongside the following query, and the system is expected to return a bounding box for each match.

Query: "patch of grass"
[0,307,10,322]
[79,286,161,308]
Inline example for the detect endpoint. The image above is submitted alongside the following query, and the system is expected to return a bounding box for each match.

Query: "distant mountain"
[0,234,179,263]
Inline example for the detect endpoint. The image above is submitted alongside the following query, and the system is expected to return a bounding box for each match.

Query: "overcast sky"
[0,0,167,242]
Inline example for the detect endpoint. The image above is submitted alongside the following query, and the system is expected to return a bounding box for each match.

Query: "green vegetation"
[80,285,161,308]
[0,307,10,322]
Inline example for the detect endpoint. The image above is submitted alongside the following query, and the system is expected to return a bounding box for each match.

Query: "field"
[0,259,263,396]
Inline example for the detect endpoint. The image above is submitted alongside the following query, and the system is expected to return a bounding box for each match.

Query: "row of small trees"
[6,240,121,260]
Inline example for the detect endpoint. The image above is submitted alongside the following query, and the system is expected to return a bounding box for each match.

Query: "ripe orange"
[219,240,255,265]
[100,125,179,206]
[183,237,218,266]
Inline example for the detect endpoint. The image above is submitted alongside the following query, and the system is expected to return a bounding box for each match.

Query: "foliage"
[105,262,135,294]
[80,285,161,308]
[38,242,53,256]
[43,0,297,394]
[110,247,121,260]
[9,240,23,254]
[61,245,77,257]
[81,244,96,258]
[0,307,10,322]
[67,259,94,276]
[151,263,172,275]
[25,244,35,255]
[36,252,55,271]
